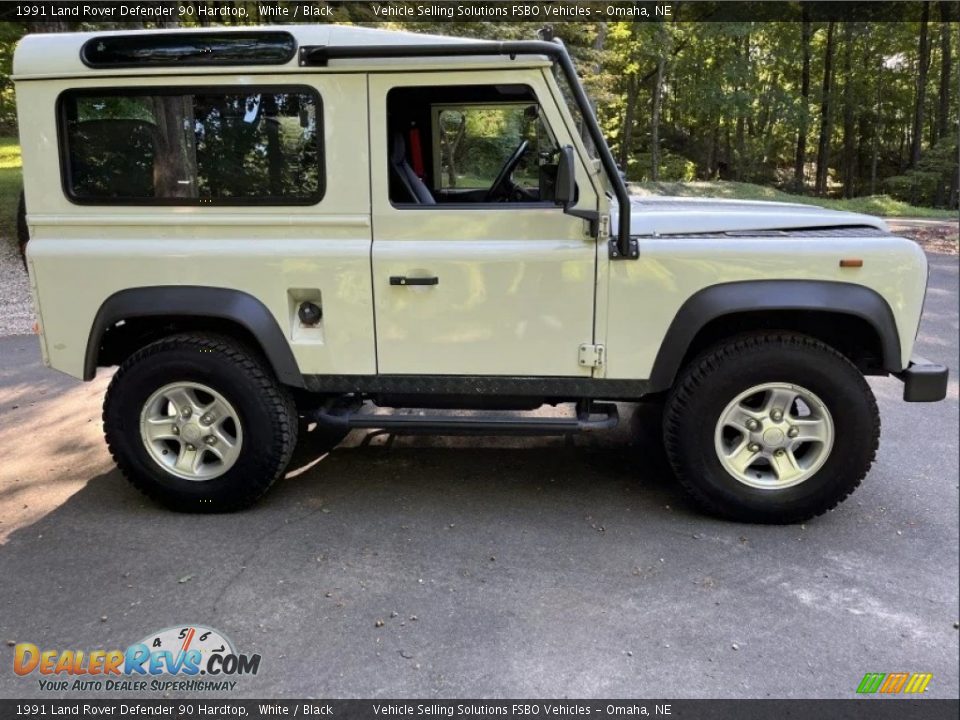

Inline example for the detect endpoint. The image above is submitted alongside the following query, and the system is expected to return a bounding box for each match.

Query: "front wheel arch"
[648,280,902,391]
[662,331,880,524]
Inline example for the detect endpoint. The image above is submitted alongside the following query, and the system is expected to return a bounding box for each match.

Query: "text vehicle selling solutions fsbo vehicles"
[13,26,948,523]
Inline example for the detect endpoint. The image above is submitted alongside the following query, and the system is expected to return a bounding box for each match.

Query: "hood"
[622,196,889,236]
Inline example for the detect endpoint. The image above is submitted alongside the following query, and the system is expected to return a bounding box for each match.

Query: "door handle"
[390,276,439,286]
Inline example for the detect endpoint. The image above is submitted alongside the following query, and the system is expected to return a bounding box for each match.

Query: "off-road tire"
[663,333,880,524]
[103,333,298,512]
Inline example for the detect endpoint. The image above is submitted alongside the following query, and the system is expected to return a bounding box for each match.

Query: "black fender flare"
[84,286,303,387]
[648,280,902,391]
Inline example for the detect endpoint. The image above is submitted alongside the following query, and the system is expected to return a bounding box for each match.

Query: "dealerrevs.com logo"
[13,625,261,693]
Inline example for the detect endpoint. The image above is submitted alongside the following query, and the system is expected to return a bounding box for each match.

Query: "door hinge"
[578,343,605,368]
[599,215,610,239]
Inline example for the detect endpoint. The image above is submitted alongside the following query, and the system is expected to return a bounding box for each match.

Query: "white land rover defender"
[14,26,948,523]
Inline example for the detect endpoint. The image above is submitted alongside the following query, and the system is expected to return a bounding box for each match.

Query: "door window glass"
[386,84,563,206]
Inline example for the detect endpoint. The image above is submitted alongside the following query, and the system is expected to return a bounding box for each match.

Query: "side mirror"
[555,145,576,208]
[556,145,600,236]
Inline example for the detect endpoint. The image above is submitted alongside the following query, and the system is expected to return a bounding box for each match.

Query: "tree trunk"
[651,61,664,181]
[650,23,669,182]
[870,54,882,195]
[910,2,931,167]
[841,23,857,198]
[933,3,954,205]
[151,96,198,199]
[708,117,720,179]
[815,21,836,196]
[588,22,608,148]
[444,121,466,188]
[620,75,638,170]
[735,34,749,181]
[935,2,953,143]
[793,8,812,190]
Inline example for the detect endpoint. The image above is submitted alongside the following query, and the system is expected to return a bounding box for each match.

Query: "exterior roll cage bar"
[299,41,638,260]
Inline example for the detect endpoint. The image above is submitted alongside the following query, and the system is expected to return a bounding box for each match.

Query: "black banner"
[0,1,939,24]
[1,700,959,720]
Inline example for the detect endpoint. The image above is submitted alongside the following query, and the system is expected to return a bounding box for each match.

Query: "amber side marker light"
[839,258,864,268]
[32,322,39,334]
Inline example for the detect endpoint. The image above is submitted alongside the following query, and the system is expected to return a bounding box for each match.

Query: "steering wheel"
[485,140,530,201]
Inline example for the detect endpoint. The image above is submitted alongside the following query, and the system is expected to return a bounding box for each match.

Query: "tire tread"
[103,333,297,512]
[663,332,880,523]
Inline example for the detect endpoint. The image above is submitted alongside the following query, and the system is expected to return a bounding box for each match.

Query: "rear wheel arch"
[648,280,901,391]
[85,286,303,388]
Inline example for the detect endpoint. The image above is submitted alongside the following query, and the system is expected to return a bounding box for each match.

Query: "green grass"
[0,135,22,242]
[630,180,958,220]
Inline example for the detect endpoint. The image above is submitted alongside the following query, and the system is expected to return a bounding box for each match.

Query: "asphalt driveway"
[0,252,957,700]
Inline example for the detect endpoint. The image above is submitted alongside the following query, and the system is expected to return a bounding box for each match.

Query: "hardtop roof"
[13,24,545,78]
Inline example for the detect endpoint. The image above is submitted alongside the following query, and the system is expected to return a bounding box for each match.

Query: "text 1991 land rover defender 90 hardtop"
[14,26,949,523]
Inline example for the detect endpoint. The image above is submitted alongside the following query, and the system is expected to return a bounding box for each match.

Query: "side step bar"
[308,400,619,436]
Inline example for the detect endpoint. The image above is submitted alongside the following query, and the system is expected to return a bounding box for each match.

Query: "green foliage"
[0,24,24,133]
[0,135,22,243]
[884,139,959,207]
[0,16,956,207]
[884,172,942,207]
[627,150,696,182]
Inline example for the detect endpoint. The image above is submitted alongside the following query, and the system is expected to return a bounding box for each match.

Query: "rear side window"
[59,87,323,205]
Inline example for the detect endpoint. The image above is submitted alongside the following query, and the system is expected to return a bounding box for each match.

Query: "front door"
[368,70,601,377]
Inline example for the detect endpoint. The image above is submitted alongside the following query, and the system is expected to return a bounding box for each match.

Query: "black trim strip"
[299,40,636,260]
[302,374,650,400]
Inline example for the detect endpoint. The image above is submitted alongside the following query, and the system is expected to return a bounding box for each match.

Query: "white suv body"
[14,26,947,522]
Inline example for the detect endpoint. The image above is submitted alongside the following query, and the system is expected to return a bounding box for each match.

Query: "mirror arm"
[563,207,600,237]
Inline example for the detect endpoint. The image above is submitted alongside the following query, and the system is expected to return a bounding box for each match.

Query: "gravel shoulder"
[0,240,32,336]
[887,217,959,255]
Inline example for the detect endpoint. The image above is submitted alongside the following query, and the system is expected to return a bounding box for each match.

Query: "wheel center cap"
[762,427,785,447]
[181,424,202,443]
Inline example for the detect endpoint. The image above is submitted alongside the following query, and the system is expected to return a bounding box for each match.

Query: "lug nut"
[180,408,191,419]
[204,436,217,446]
[771,409,783,422]
[787,427,799,438]
[745,419,760,431]
[775,449,785,457]
[186,443,196,452]
[171,425,179,435]
[748,443,762,452]
[201,413,214,425]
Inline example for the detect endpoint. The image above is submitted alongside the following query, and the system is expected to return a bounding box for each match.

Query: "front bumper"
[894,356,949,402]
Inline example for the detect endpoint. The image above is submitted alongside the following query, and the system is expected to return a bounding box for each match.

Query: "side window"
[386,84,562,206]
[60,87,322,204]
